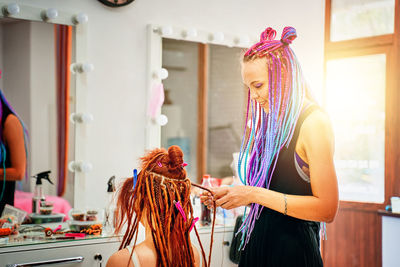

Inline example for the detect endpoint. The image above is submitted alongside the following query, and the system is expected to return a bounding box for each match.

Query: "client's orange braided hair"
[114,145,216,267]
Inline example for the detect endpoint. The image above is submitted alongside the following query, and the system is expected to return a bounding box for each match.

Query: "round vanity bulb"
[187,28,198,38]
[158,68,168,80]
[74,12,88,24]
[161,26,173,36]
[68,161,93,173]
[157,114,168,126]
[213,32,225,43]
[70,63,94,74]
[81,63,94,73]
[79,162,93,173]
[80,113,94,123]
[3,3,20,16]
[70,113,94,124]
[42,8,58,21]
[182,28,198,39]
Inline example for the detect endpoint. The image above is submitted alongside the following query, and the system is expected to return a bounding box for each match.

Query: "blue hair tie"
[133,169,138,191]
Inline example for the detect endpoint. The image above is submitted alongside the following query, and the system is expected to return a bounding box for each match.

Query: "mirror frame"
[0,1,90,208]
[146,24,255,150]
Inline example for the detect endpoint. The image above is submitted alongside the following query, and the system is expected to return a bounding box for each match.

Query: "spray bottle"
[32,171,53,214]
[104,175,116,234]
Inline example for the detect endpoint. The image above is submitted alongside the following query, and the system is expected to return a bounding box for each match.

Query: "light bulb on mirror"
[2,3,20,16]
[68,161,93,173]
[210,32,224,43]
[70,63,94,74]
[182,28,198,39]
[234,35,250,46]
[161,26,173,36]
[153,68,168,80]
[41,8,58,21]
[70,113,94,124]
[73,12,88,24]
[156,114,168,126]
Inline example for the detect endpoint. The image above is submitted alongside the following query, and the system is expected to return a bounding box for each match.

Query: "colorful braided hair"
[114,145,216,267]
[0,89,29,202]
[237,26,307,248]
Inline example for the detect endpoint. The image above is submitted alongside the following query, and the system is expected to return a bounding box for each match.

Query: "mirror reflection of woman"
[202,27,338,266]
[0,90,28,214]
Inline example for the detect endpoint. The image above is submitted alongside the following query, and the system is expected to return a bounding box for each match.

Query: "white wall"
[9,0,325,209]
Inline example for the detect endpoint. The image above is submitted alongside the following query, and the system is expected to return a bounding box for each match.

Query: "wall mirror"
[148,25,252,183]
[0,17,76,207]
[0,2,89,215]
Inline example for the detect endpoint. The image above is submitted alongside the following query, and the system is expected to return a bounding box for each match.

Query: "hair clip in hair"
[173,200,187,222]
[182,162,188,167]
[189,217,199,232]
[132,169,138,191]
[157,161,162,167]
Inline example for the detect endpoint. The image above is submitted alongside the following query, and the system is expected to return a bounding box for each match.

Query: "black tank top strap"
[291,103,320,147]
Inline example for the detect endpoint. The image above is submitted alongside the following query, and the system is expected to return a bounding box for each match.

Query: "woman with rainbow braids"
[107,145,216,267]
[0,89,28,214]
[202,26,338,266]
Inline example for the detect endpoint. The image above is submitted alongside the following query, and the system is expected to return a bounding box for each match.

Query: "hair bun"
[280,26,297,45]
[167,145,184,169]
[260,27,277,42]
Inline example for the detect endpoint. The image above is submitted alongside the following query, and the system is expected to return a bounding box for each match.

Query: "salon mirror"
[0,17,76,212]
[161,38,246,183]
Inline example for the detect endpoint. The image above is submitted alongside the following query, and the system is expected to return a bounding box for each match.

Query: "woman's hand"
[200,186,254,210]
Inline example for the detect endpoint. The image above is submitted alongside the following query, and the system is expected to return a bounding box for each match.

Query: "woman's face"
[241,57,269,113]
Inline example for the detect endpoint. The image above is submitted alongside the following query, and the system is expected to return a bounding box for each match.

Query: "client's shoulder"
[106,243,156,267]
[106,247,132,267]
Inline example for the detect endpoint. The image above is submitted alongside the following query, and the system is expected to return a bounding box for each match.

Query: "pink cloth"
[14,190,71,220]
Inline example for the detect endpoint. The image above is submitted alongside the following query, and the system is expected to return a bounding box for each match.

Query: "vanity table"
[0,224,236,267]
[0,233,120,266]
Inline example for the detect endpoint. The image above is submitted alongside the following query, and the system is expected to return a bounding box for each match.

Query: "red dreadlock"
[114,145,216,267]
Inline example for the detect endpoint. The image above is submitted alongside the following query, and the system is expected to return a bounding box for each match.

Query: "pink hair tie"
[157,161,162,167]
[189,217,199,232]
[182,162,188,167]
[173,200,187,222]
[280,26,297,45]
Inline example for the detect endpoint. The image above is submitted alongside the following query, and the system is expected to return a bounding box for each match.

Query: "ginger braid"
[114,146,216,267]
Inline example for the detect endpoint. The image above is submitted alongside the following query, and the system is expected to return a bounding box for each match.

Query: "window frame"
[325,0,400,209]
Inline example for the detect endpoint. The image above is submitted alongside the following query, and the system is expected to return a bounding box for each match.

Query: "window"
[326,54,386,202]
[330,0,395,41]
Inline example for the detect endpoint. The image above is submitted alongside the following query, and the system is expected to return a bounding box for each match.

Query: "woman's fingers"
[212,187,230,198]
[215,195,230,207]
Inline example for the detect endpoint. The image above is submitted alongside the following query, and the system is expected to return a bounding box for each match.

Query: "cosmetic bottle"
[200,174,212,226]
[32,171,53,214]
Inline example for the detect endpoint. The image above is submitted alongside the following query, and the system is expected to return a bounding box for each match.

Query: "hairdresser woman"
[201,27,338,267]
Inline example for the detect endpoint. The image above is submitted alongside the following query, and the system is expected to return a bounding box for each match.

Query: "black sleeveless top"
[239,104,323,267]
[0,103,15,215]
